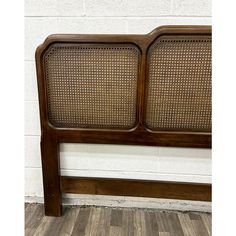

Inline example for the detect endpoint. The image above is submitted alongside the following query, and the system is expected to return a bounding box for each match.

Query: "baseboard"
[25,194,211,213]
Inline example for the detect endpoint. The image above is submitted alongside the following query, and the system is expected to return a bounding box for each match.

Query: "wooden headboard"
[35,25,212,216]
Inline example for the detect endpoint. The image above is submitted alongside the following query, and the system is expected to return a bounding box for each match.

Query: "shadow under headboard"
[35,25,212,216]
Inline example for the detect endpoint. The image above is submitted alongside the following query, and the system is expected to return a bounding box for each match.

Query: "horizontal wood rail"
[61,176,211,202]
[36,25,212,216]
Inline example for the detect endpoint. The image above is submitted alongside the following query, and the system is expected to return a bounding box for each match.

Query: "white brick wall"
[24,0,212,210]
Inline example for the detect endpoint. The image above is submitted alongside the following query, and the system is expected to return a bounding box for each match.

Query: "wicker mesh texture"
[146,35,212,131]
[44,43,140,129]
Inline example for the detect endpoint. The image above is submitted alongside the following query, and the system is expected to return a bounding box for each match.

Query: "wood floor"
[25,203,211,236]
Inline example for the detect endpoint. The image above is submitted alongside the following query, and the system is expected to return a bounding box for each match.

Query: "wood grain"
[25,204,211,236]
[71,207,90,236]
[25,204,44,236]
[36,25,212,216]
[60,176,212,201]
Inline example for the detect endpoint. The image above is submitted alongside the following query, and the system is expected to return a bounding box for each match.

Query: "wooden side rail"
[35,25,212,216]
[61,176,211,202]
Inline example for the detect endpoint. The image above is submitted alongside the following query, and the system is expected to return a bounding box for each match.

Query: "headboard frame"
[36,26,212,216]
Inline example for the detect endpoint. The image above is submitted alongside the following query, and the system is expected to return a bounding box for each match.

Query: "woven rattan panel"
[146,35,212,131]
[44,43,140,129]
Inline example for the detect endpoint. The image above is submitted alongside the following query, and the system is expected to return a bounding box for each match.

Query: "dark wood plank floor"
[25,203,211,236]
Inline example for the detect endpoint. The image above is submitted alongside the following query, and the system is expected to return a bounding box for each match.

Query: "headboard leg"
[40,133,62,216]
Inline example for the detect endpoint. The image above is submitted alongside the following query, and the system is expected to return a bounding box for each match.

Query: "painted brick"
[25,17,126,60]
[85,0,172,16]
[25,17,212,60]
[172,0,212,16]
[60,143,158,172]
[25,136,41,168]
[85,0,127,16]
[157,155,211,176]
[61,169,211,183]
[25,168,43,197]
[25,0,84,16]
[25,18,59,61]
[24,101,40,135]
[25,61,38,101]
[158,147,211,177]
[126,0,171,16]
[24,0,212,204]
[127,17,212,34]
[159,147,211,158]
[57,17,127,34]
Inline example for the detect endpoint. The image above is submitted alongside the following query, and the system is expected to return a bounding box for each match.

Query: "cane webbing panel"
[43,44,140,129]
[146,35,212,131]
